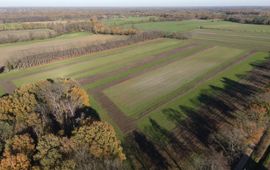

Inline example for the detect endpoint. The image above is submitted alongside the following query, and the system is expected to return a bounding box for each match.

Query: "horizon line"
[0,5,269,8]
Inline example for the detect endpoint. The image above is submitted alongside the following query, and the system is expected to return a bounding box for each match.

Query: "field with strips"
[0,20,269,136]
[104,46,244,117]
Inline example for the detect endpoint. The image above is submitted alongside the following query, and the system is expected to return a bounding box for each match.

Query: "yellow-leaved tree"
[72,121,126,161]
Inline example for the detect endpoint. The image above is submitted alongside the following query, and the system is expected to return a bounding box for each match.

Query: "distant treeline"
[0,7,270,25]
[0,21,92,33]
[0,21,92,44]
[225,15,270,25]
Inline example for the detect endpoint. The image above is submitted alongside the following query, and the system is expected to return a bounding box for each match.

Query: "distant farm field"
[124,20,270,33]
[192,29,270,51]
[124,19,219,32]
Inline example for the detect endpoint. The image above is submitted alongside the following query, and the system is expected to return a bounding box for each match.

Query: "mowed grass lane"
[138,52,269,131]
[0,39,187,89]
[104,46,244,118]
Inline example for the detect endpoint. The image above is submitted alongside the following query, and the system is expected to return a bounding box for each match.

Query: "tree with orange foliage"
[72,121,126,161]
[6,134,35,156]
[0,134,34,170]
[0,153,30,170]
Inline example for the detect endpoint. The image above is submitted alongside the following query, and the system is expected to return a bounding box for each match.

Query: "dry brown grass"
[0,29,57,43]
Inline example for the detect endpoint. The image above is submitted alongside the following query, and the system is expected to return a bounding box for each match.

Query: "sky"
[0,0,269,7]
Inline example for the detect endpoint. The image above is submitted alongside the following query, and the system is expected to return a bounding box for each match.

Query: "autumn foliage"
[90,17,137,35]
[0,78,125,169]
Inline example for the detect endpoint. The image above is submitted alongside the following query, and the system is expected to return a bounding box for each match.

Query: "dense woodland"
[0,78,125,169]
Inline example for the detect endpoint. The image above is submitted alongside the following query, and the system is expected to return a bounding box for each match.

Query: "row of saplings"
[4,30,190,72]
[0,78,125,170]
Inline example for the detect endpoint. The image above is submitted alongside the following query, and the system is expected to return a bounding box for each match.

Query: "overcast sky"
[0,0,269,7]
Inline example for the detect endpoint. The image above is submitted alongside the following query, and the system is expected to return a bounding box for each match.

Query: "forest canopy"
[0,78,125,170]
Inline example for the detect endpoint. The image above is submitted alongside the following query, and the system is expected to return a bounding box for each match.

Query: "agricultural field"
[0,20,269,135]
[104,46,244,118]
[137,51,268,130]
